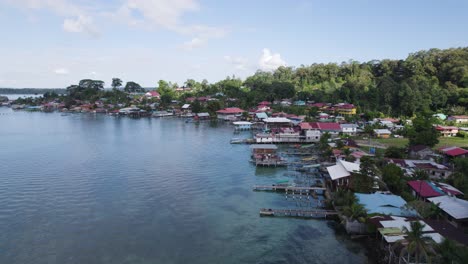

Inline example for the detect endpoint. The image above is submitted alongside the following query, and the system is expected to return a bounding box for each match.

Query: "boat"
[230,138,244,144]
[152,111,174,117]
[302,156,317,161]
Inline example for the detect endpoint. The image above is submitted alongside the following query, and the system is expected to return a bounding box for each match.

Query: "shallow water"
[0,107,368,263]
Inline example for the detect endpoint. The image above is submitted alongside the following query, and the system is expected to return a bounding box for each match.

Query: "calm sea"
[0,94,42,100]
[0,107,368,264]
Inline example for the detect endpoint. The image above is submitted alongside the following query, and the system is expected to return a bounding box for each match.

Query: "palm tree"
[393,221,434,264]
[343,202,367,222]
[436,239,458,264]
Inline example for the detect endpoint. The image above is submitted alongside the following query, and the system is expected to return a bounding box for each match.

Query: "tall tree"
[393,221,434,264]
[124,81,144,93]
[112,78,123,90]
[407,114,440,147]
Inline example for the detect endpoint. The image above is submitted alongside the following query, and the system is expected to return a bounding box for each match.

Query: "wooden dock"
[260,208,338,218]
[253,185,326,192]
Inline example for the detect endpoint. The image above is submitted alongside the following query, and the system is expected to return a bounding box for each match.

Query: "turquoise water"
[0,107,368,263]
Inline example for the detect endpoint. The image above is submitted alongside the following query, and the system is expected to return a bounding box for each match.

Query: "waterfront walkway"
[253,185,326,192]
[259,208,338,218]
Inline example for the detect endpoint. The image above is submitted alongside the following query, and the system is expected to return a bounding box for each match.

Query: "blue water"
[0,107,368,263]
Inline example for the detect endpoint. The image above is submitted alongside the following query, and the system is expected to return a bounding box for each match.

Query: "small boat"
[230,138,245,144]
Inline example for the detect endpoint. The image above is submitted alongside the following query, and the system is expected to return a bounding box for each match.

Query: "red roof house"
[216,107,245,120]
[438,146,468,157]
[145,91,160,98]
[317,122,341,132]
[407,180,445,199]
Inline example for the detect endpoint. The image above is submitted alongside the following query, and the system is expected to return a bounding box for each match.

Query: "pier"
[259,208,338,218]
[253,185,326,192]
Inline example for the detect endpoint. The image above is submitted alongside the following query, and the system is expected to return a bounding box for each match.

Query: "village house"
[379,120,394,129]
[447,115,468,124]
[250,144,286,166]
[356,192,418,217]
[263,117,292,129]
[387,159,452,180]
[372,216,444,264]
[309,102,328,109]
[334,103,356,115]
[408,145,434,159]
[373,129,391,138]
[438,146,468,159]
[433,113,447,120]
[175,87,192,93]
[316,122,341,137]
[254,112,268,121]
[216,107,245,121]
[233,121,253,130]
[145,91,160,99]
[326,159,360,190]
[435,125,459,137]
[293,100,306,106]
[195,112,210,120]
[407,180,464,201]
[299,122,321,142]
[340,123,358,135]
[427,196,468,228]
[317,112,331,121]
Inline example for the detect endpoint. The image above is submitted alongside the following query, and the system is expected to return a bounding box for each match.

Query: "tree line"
[155,47,468,117]
[30,46,468,118]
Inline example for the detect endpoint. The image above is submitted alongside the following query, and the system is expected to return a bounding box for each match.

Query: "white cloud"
[90,71,97,76]
[8,0,99,37]
[258,48,287,71]
[63,15,98,36]
[115,0,226,50]
[224,55,248,70]
[54,68,69,75]
[7,0,226,46]
[119,0,199,29]
[181,37,206,50]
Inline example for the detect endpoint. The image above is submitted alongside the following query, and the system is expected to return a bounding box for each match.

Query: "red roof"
[438,147,468,157]
[146,91,160,97]
[436,125,458,131]
[310,102,327,108]
[216,107,245,114]
[449,115,468,119]
[407,180,444,198]
[317,122,341,131]
[335,103,355,109]
[299,122,319,130]
[258,101,271,105]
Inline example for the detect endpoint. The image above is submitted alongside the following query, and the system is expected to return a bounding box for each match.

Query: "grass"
[372,137,408,148]
[371,136,468,149]
[437,137,468,148]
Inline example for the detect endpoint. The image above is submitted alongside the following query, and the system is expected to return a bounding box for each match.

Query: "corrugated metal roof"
[356,193,418,217]
[428,196,468,220]
[255,112,268,119]
[264,117,291,123]
[326,160,360,181]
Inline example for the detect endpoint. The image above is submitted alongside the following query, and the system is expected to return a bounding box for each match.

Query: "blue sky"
[0,0,467,88]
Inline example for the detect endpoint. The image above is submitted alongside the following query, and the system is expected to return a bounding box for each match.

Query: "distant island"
[0,88,67,95]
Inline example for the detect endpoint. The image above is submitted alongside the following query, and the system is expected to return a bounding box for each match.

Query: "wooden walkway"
[260,208,338,218]
[253,185,326,192]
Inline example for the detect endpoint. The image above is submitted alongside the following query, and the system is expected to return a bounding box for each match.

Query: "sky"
[0,0,467,88]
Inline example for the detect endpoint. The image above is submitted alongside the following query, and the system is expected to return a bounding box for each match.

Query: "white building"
[340,124,358,135]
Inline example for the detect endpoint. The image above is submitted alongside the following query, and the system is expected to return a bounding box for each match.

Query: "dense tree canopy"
[124,81,145,93]
[27,47,468,117]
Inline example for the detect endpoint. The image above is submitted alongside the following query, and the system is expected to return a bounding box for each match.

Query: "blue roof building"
[255,112,268,120]
[355,192,418,217]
